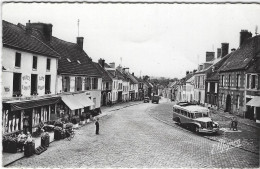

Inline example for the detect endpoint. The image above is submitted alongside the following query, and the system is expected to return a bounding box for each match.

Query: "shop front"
[58,93,95,121]
[246,96,260,123]
[2,96,61,135]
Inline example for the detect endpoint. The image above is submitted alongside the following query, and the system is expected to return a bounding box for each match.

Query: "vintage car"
[151,95,159,104]
[172,104,219,133]
[144,97,150,103]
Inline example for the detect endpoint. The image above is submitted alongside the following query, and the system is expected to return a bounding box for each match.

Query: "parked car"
[144,97,150,103]
[151,95,159,104]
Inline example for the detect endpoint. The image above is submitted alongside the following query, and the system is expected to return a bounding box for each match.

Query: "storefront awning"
[61,95,84,110]
[5,97,61,111]
[75,93,94,107]
[246,96,260,107]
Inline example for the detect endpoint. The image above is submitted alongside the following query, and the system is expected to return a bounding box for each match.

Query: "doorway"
[225,94,231,112]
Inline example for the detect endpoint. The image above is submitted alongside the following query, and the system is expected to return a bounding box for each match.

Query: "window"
[214,83,218,93]
[13,73,21,96]
[92,78,98,90]
[15,52,21,67]
[75,77,82,91]
[236,74,241,88]
[247,74,250,89]
[46,58,51,71]
[251,75,256,89]
[207,82,210,92]
[45,75,51,94]
[106,82,109,90]
[236,95,240,109]
[63,76,70,92]
[85,77,91,90]
[228,74,231,87]
[31,74,38,95]
[221,75,224,87]
[32,56,37,69]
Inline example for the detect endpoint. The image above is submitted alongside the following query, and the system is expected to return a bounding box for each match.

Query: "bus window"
[183,111,187,117]
[194,113,203,118]
[173,107,175,112]
[187,112,190,118]
[190,113,194,119]
[180,110,184,115]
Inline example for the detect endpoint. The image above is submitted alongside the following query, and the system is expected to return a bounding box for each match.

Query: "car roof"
[194,117,213,122]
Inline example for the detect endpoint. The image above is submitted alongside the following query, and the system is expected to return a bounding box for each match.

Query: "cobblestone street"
[8,100,259,168]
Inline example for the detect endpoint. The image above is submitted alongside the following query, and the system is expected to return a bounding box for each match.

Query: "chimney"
[29,22,53,41]
[240,30,252,46]
[98,58,105,68]
[109,62,115,68]
[132,72,134,76]
[123,67,129,73]
[206,52,215,62]
[186,71,189,75]
[221,43,229,58]
[199,65,203,71]
[231,48,236,52]
[77,37,84,50]
[217,48,221,58]
[193,69,197,74]
[26,20,32,34]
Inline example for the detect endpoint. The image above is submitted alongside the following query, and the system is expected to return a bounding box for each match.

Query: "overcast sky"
[2,3,260,78]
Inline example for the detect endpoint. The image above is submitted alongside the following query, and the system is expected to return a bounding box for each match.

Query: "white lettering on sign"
[38,75,45,91]
[22,75,31,91]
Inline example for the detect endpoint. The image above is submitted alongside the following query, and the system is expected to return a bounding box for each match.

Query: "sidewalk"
[2,100,142,167]
[207,110,259,154]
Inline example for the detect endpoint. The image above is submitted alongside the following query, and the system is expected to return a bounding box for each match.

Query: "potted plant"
[54,126,63,140]
[24,133,35,157]
[79,115,85,125]
[2,135,18,153]
[41,131,50,147]
[71,117,78,128]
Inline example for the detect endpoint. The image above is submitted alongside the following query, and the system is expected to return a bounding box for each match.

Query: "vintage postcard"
[1,0,260,168]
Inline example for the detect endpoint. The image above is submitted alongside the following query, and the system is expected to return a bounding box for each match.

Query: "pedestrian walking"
[95,118,99,135]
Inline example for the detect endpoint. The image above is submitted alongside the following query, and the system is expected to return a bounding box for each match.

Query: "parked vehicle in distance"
[144,97,150,103]
[172,104,219,133]
[151,95,159,104]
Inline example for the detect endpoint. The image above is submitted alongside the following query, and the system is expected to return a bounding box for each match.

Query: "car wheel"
[195,126,199,133]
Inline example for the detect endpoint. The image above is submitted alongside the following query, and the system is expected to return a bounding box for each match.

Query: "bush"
[71,118,77,124]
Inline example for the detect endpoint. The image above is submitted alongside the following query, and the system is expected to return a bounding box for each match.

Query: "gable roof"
[50,37,101,77]
[206,53,232,81]
[219,35,260,72]
[16,21,101,77]
[93,62,113,82]
[2,20,59,58]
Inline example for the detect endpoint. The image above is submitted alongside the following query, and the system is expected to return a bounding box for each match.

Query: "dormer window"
[67,58,71,62]
[77,60,81,64]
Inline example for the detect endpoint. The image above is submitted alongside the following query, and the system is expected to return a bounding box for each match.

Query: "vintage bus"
[172,104,219,133]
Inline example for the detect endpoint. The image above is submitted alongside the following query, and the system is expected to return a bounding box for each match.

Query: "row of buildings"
[167,30,260,123]
[2,20,155,135]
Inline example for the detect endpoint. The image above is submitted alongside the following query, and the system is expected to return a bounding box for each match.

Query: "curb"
[147,111,259,155]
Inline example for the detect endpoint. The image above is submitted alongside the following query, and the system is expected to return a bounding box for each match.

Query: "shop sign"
[22,75,31,91]
[38,75,45,90]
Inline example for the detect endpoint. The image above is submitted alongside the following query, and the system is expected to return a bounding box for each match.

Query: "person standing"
[95,118,99,135]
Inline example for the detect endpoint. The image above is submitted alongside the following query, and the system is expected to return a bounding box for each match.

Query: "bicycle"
[65,128,75,141]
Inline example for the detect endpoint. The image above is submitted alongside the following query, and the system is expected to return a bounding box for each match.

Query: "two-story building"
[218,30,259,119]
[2,20,60,135]
[194,51,216,104]
[94,59,113,106]
[23,21,102,120]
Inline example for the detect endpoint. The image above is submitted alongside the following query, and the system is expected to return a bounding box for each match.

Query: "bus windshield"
[194,113,203,118]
